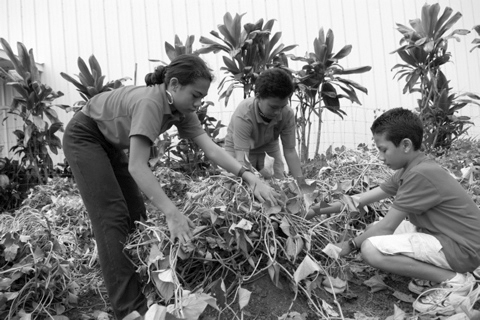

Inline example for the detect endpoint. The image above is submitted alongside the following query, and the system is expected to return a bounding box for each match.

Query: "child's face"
[171,78,210,114]
[373,133,408,170]
[257,96,289,119]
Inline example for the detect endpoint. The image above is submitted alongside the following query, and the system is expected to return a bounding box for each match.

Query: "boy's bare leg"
[361,239,456,283]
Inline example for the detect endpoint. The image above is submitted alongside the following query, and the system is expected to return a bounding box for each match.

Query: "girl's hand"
[250,179,280,206]
[165,212,195,244]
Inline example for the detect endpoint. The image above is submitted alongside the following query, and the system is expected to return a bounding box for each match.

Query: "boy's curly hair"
[371,108,423,150]
[254,68,294,100]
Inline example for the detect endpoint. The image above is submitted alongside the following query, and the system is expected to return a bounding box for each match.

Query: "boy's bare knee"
[360,239,382,267]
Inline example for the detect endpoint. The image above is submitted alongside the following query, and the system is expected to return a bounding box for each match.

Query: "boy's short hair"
[254,68,294,100]
[371,108,423,150]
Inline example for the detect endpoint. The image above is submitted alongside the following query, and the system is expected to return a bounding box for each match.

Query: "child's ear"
[169,78,179,91]
[402,138,413,151]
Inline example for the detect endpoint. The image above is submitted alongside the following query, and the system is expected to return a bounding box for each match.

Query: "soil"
[65,265,420,320]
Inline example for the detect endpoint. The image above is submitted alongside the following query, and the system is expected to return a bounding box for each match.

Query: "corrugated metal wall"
[1,0,479,162]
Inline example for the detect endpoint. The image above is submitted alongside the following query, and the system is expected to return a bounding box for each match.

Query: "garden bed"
[1,143,480,320]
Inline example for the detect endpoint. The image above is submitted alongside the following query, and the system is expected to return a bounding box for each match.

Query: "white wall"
[1,0,479,163]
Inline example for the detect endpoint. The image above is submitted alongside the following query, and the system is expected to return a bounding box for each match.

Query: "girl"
[63,54,279,319]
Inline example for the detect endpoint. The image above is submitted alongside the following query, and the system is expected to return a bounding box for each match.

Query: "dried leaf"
[148,244,164,269]
[354,312,379,320]
[322,300,339,317]
[268,262,283,289]
[93,310,110,320]
[229,218,253,233]
[167,291,217,319]
[210,278,226,308]
[279,218,291,237]
[152,270,175,301]
[260,152,275,178]
[238,288,251,310]
[322,277,347,294]
[363,275,388,293]
[392,290,415,303]
[384,304,405,320]
[322,243,342,259]
[144,304,168,320]
[286,199,302,214]
[293,255,321,284]
[278,311,306,320]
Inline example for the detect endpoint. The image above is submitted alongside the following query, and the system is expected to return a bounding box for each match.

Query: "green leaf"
[313,39,326,63]
[421,4,432,38]
[77,57,94,85]
[430,54,450,68]
[317,28,325,46]
[89,55,103,78]
[16,42,31,77]
[60,72,88,93]
[325,29,334,58]
[28,49,40,81]
[218,25,238,53]
[6,82,29,99]
[0,38,28,79]
[434,6,453,38]
[263,18,275,32]
[335,77,368,94]
[332,45,352,60]
[428,3,440,37]
[87,86,98,97]
[95,75,106,93]
[165,41,177,61]
[448,29,470,37]
[185,35,195,53]
[222,56,240,74]
[24,123,34,146]
[197,36,230,53]
[409,18,426,36]
[437,11,461,39]
[335,66,371,75]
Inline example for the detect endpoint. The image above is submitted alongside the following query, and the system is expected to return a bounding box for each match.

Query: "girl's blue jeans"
[63,111,148,319]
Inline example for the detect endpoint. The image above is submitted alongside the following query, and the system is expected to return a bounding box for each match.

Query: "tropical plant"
[471,25,480,52]
[60,55,129,112]
[154,102,225,177]
[288,28,371,162]
[391,3,479,152]
[196,12,297,106]
[0,38,66,186]
[149,35,198,64]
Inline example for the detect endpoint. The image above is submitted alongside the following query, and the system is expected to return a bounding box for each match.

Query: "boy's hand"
[334,241,353,257]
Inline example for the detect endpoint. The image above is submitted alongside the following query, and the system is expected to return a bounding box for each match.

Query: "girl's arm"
[129,135,194,244]
[193,133,280,205]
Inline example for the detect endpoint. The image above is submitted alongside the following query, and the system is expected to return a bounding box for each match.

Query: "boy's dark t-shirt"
[381,154,480,273]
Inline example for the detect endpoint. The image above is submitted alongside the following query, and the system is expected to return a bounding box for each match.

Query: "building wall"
[1,0,479,163]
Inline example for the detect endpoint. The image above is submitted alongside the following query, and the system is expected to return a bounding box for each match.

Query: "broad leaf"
[238,288,251,310]
[293,255,321,284]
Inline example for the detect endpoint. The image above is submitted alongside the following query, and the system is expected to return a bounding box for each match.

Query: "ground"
[65,265,419,320]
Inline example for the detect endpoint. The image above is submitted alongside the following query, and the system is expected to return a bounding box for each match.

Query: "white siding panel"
[1,0,480,162]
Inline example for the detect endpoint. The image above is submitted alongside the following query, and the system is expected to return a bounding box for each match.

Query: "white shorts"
[367,220,452,270]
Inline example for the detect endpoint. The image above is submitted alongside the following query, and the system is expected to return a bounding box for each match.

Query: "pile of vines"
[1,142,480,319]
